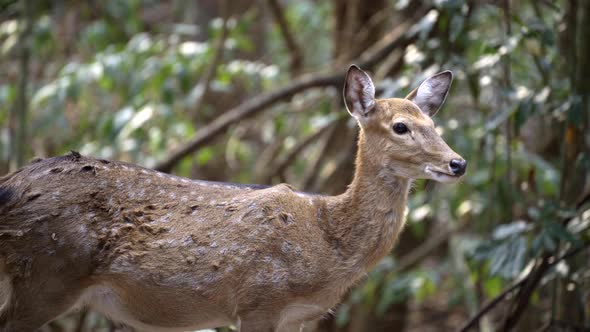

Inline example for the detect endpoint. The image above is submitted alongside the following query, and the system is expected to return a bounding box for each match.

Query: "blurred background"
[1,0,589,331]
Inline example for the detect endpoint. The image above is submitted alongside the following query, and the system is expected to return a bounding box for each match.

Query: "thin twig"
[264,119,338,183]
[254,134,289,182]
[266,0,304,76]
[252,93,329,182]
[540,0,560,12]
[458,242,590,332]
[46,321,64,332]
[460,279,526,332]
[350,2,393,55]
[314,140,356,194]
[502,256,550,331]
[302,118,340,191]
[544,319,590,331]
[394,221,467,273]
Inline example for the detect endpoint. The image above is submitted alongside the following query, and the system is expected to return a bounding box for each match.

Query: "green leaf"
[483,277,503,298]
[196,147,214,166]
[488,242,509,277]
[542,232,557,252]
[492,221,531,240]
[505,237,527,277]
[543,219,582,247]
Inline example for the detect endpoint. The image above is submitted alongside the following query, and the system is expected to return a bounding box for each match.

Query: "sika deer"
[0,65,465,332]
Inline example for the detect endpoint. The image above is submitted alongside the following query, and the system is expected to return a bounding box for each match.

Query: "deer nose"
[449,159,467,176]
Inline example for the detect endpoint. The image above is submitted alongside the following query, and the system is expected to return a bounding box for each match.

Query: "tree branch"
[155,73,341,172]
[266,0,304,76]
[541,319,590,331]
[394,221,466,273]
[459,277,526,332]
[458,242,590,332]
[154,12,422,173]
[263,118,338,183]
[302,117,342,191]
[501,256,550,331]
[501,193,590,331]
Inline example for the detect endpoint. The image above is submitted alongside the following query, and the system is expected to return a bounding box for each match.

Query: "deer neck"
[324,132,411,271]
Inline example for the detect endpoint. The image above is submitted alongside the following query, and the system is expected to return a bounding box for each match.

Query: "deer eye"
[392,123,408,134]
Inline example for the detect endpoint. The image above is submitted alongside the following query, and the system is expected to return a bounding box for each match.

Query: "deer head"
[344,65,467,183]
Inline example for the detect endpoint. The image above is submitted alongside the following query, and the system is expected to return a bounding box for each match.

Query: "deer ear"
[343,65,375,119]
[406,71,453,117]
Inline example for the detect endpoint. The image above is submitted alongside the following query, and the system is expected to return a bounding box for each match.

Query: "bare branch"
[263,118,338,183]
[459,243,590,332]
[394,220,467,273]
[154,12,423,173]
[541,319,590,331]
[459,278,526,332]
[501,256,550,331]
[266,0,304,76]
[155,73,341,172]
[350,3,393,52]
[253,135,288,183]
[302,121,338,191]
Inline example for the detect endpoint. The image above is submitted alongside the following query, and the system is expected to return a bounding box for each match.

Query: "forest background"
[1,0,589,331]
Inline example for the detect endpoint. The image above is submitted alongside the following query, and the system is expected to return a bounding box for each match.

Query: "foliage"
[1,0,589,331]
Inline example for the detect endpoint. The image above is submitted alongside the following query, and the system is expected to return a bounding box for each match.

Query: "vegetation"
[1,0,588,331]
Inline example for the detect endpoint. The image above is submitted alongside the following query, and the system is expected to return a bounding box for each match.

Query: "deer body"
[0,66,465,332]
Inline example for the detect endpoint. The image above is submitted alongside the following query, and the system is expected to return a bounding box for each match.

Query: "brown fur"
[0,68,464,332]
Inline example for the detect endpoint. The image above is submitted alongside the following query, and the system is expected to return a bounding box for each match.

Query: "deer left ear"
[406,71,453,117]
[343,65,376,119]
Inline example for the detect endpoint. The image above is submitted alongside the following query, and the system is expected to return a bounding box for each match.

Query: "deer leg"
[238,314,303,332]
[238,312,277,332]
[275,322,304,332]
[0,277,85,332]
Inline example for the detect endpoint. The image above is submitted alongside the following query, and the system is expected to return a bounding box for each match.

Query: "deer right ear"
[343,65,375,119]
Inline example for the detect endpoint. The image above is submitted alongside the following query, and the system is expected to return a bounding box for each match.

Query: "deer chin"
[424,165,461,183]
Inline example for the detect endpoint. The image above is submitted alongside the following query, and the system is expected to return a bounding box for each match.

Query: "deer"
[0,65,466,332]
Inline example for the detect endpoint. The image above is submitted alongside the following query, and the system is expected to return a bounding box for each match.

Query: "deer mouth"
[424,166,460,183]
